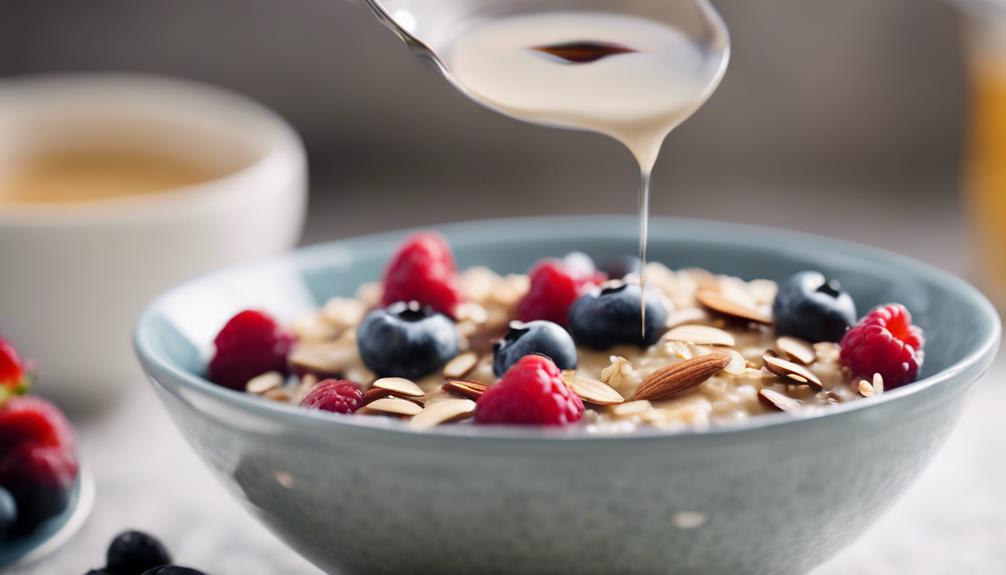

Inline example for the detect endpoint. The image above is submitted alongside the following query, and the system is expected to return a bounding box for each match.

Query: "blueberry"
[0,486,16,538]
[772,271,857,343]
[107,530,172,575]
[8,483,70,533]
[357,301,459,379]
[141,568,206,575]
[600,255,641,279]
[493,320,578,377]
[569,282,668,349]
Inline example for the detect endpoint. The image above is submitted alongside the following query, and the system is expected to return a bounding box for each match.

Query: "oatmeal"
[205,231,926,432]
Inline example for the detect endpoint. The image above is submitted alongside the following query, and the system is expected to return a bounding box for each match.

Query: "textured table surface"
[9,181,1006,575]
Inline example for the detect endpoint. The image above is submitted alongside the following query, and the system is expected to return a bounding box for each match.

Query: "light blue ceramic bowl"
[134,217,1000,575]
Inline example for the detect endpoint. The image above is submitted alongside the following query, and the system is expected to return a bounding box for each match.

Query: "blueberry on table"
[569,282,668,349]
[107,530,172,575]
[600,255,642,279]
[772,271,857,343]
[0,486,16,538]
[357,301,459,379]
[141,567,207,575]
[493,320,578,377]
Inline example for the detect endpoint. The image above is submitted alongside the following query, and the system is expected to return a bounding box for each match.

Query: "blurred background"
[4,0,1006,573]
[0,0,973,257]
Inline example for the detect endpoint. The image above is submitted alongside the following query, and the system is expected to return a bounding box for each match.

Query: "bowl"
[0,73,307,411]
[134,216,1000,575]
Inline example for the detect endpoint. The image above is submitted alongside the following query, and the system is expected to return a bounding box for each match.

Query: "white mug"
[0,74,307,412]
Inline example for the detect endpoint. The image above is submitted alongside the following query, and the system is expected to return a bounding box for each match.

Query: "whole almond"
[695,290,773,325]
[632,352,732,401]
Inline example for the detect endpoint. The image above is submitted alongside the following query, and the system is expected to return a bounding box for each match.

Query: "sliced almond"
[857,379,875,397]
[776,336,816,365]
[763,355,823,390]
[723,350,747,375]
[665,307,711,329]
[409,398,477,430]
[246,371,284,395]
[632,352,732,401]
[695,290,773,325]
[362,387,425,406]
[442,379,489,400]
[823,390,844,404]
[872,373,885,395]
[361,397,423,417]
[561,371,624,406]
[662,325,735,347]
[610,400,652,417]
[262,388,292,403]
[758,389,801,413]
[372,377,425,398]
[455,302,489,325]
[443,352,479,380]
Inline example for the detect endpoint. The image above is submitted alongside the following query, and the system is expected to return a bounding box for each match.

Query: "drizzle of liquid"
[447,12,726,337]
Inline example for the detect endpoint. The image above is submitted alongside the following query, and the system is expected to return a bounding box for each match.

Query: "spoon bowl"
[363,0,730,147]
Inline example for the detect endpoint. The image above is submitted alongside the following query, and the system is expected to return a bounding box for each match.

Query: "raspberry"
[0,338,30,392]
[0,396,76,455]
[475,355,584,426]
[208,310,293,390]
[840,303,925,388]
[516,259,601,326]
[381,232,463,318]
[300,379,364,414]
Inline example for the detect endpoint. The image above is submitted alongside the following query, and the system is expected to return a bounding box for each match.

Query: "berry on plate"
[569,281,668,349]
[381,232,464,318]
[600,255,642,280]
[773,271,857,343]
[357,301,459,379]
[475,354,584,426]
[492,320,577,377]
[840,303,925,388]
[300,380,364,414]
[516,258,602,326]
[0,441,78,531]
[0,485,16,537]
[140,567,207,575]
[107,530,173,574]
[208,310,294,391]
[0,394,78,533]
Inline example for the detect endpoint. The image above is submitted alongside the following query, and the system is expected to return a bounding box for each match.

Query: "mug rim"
[0,73,305,228]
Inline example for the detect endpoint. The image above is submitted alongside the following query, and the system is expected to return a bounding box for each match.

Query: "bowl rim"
[134,215,1002,442]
